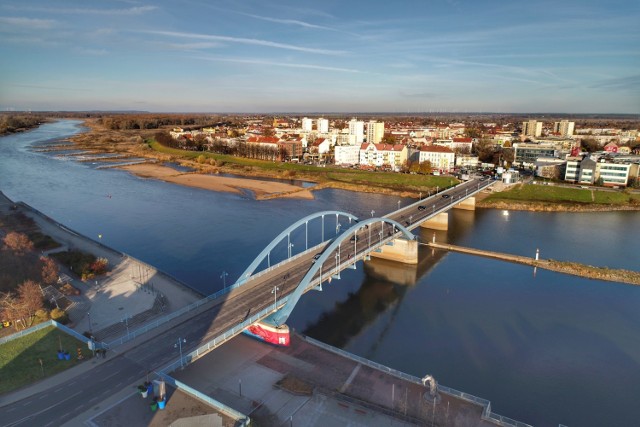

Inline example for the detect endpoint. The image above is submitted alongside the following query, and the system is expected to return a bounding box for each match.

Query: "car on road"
[350,235,359,242]
[441,194,450,199]
[312,254,322,263]
[418,205,426,211]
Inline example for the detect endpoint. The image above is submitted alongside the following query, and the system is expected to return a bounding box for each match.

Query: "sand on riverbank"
[118,163,314,200]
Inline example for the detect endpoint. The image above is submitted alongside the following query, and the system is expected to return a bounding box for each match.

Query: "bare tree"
[40,256,59,285]
[3,232,34,255]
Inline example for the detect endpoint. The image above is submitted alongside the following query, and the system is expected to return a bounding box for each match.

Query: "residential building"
[310,138,331,155]
[522,120,543,137]
[455,155,479,169]
[359,143,408,171]
[554,120,575,137]
[336,133,357,146]
[301,117,313,132]
[418,145,455,173]
[366,121,385,144]
[278,140,303,161]
[335,145,361,166]
[317,118,329,133]
[349,119,365,143]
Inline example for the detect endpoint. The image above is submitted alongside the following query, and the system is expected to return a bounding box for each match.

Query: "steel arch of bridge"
[236,210,359,284]
[268,216,415,326]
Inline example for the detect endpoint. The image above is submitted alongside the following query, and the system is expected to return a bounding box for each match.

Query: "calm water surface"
[1,121,639,426]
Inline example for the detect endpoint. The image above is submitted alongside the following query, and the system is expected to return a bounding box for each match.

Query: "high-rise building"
[348,118,365,143]
[366,121,385,144]
[522,120,543,137]
[301,117,313,132]
[317,118,329,133]
[554,120,575,137]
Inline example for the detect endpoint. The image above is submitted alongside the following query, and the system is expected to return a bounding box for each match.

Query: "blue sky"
[0,0,638,113]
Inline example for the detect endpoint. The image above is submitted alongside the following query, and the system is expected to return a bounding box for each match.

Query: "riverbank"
[118,163,315,200]
[60,118,640,210]
[426,242,640,286]
[0,191,202,340]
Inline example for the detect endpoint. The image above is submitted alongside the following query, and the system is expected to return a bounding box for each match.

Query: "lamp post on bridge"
[336,222,341,235]
[175,337,186,369]
[220,270,228,289]
[271,286,279,312]
[409,215,413,225]
[371,210,375,218]
[288,242,294,258]
[334,252,340,276]
[397,200,401,210]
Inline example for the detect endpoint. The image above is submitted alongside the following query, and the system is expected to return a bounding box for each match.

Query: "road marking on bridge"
[339,363,361,393]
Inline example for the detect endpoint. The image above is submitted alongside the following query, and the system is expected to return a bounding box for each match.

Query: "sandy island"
[118,163,314,200]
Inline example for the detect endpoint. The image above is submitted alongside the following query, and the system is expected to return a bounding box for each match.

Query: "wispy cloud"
[4,5,157,15]
[0,16,56,29]
[164,42,223,50]
[142,30,346,55]
[590,74,640,92]
[10,83,91,92]
[195,56,361,73]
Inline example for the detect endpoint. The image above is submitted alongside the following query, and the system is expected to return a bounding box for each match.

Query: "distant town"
[161,116,640,188]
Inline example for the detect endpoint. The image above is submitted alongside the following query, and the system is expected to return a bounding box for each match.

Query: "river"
[1,120,639,426]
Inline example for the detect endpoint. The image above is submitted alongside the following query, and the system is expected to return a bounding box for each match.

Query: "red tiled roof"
[453,137,472,143]
[420,145,454,153]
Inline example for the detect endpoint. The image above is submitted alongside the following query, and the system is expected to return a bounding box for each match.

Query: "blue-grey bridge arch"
[267,216,415,326]
[236,210,359,285]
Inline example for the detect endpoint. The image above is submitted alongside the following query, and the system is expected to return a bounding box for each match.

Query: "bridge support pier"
[420,213,449,231]
[369,239,418,264]
[453,196,476,211]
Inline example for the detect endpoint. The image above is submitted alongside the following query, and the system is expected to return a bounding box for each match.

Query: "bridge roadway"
[1,178,493,426]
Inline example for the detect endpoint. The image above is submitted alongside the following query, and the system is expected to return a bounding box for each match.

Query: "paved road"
[1,178,492,426]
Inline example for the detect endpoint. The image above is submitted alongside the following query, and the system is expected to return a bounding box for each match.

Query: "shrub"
[50,308,69,324]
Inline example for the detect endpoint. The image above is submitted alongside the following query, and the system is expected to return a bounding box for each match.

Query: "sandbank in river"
[118,163,314,200]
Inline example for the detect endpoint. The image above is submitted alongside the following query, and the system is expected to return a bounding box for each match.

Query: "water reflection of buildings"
[303,209,479,349]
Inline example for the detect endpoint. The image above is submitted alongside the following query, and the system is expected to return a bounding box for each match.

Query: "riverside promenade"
[0,191,202,340]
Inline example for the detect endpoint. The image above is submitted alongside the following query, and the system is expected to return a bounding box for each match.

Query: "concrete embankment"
[425,242,640,286]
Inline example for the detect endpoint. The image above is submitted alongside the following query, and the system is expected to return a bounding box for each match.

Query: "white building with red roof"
[419,145,455,172]
[359,143,408,171]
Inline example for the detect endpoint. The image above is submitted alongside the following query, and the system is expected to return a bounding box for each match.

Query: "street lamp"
[271,286,280,311]
[288,243,294,258]
[175,337,186,369]
[220,270,229,289]
[335,253,340,276]
[371,209,375,218]
[397,200,401,210]
[121,316,130,338]
[419,191,422,200]
[336,222,341,234]
[409,215,413,225]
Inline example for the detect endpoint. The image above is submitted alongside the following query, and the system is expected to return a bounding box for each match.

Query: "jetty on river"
[425,242,640,286]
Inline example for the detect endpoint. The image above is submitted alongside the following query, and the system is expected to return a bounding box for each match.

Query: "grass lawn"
[485,184,639,205]
[149,140,458,191]
[0,326,91,394]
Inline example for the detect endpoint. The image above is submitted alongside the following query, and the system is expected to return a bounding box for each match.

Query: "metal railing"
[0,320,56,345]
[157,372,250,426]
[302,335,531,427]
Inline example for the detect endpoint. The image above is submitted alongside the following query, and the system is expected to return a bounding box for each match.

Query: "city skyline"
[1,0,638,113]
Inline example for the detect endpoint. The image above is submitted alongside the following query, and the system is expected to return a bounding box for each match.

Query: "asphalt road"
[1,178,493,426]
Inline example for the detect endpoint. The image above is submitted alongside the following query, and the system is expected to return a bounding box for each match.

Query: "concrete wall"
[369,239,418,264]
